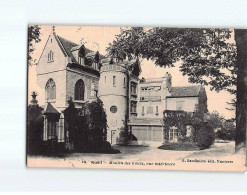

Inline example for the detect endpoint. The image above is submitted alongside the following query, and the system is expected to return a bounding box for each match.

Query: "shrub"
[100,141,120,154]
[116,126,128,146]
[195,122,215,149]
[27,104,44,155]
[217,129,235,141]
[216,121,236,140]
[128,133,137,141]
[64,98,119,154]
[158,141,199,151]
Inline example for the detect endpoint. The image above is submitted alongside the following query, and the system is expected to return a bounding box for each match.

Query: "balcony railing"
[140,96,161,102]
[140,77,165,83]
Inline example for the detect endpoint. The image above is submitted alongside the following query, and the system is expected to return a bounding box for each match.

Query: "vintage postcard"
[27,25,247,172]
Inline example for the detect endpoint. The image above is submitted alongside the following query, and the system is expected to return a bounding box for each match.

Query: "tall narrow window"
[142,106,145,115]
[47,121,56,139]
[48,50,54,62]
[156,106,159,113]
[45,78,56,101]
[105,76,106,83]
[124,77,126,87]
[50,50,54,61]
[131,82,137,94]
[131,102,137,113]
[113,76,116,87]
[169,126,178,142]
[75,79,85,101]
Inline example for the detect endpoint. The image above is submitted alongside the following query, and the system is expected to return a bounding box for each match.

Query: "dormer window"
[93,52,100,70]
[78,45,86,65]
[48,50,54,62]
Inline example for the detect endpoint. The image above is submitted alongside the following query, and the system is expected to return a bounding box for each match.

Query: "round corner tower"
[98,62,128,145]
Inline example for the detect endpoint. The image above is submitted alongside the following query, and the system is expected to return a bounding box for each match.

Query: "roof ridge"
[172,85,201,88]
[168,85,202,97]
[56,35,78,46]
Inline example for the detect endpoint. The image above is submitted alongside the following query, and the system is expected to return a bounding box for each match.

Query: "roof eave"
[166,95,199,98]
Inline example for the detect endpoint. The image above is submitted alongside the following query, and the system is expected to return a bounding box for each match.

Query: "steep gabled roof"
[56,35,79,62]
[56,35,105,63]
[167,85,202,98]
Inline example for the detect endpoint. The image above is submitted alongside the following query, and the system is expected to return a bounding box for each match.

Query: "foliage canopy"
[107,27,237,95]
[28,25,41,66]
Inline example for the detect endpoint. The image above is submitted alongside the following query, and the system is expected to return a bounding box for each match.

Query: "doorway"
[111,130,117,145]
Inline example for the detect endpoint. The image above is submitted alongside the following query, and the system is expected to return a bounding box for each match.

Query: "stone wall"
[98,63,128,144]
[166,97,199,112]
[37,70,67,111]
[66,68,99,107]
[36,33,68,75]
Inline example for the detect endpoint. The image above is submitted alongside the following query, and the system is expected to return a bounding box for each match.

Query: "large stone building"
[36,29,207,146]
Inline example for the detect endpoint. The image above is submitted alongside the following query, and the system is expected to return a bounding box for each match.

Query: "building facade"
[129,75,207,146]
[36,29,207,146]
[98,58,140,144]
[36,29,101,143]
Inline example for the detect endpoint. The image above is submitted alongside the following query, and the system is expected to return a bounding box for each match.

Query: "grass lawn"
[158,141,201,151]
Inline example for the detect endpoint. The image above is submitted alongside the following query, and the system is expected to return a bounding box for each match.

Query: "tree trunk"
[234,29,247,153]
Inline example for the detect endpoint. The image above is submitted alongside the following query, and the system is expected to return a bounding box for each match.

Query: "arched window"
[45,78,56,101]
[75,79,85,101]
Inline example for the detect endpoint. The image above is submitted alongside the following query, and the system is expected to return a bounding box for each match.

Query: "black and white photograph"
[27,25,246,171]
[1,0,247,192]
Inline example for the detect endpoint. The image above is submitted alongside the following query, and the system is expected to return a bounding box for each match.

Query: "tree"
[27,94,44,155]
[217,120,236,141]
[107,27,246,152]
[84,98,107,144]
[234,29,247,151]
[28,25,41,66]
[107,28,237,93]
[63,98,109,152]
[207,111,224,130]
[63,98,83,151]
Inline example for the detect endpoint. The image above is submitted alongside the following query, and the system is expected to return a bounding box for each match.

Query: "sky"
[28,25,236,119]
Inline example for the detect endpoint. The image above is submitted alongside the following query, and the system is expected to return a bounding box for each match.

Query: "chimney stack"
[165,72,172,90]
